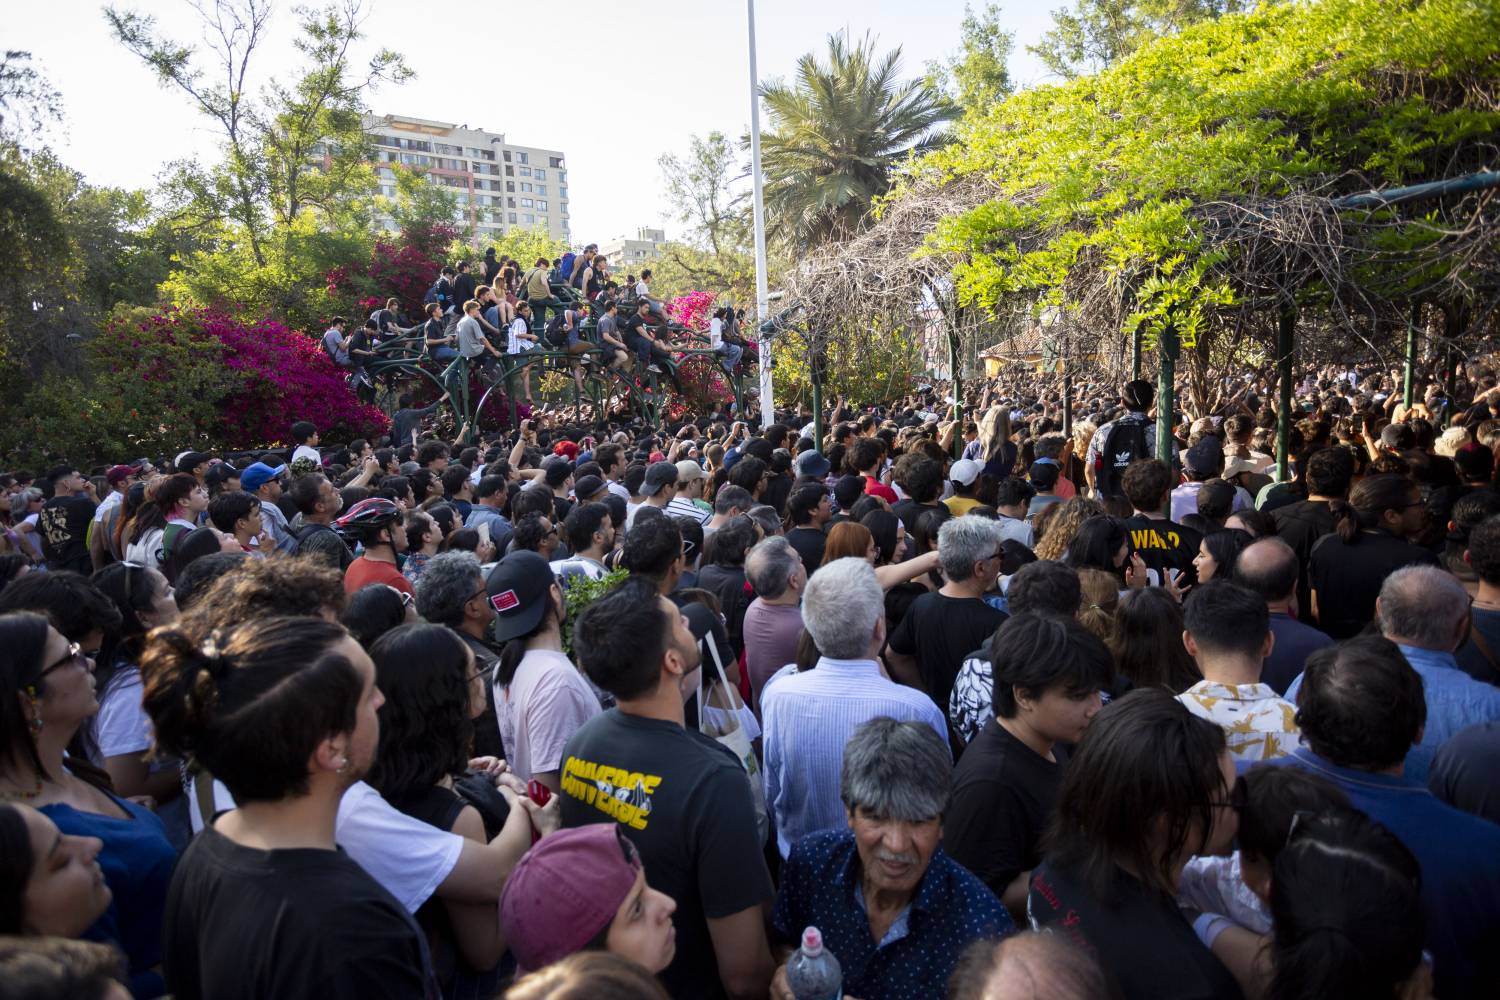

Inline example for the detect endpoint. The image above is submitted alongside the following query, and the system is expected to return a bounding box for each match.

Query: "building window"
[520,198,533,208]
[520,182,532,193]
[518,151,529,164]
[535,184,546,196]
[505,165,513,176]
[549,156,563,168]
[537,200,548,211]
[507,197,516,208]
[518,166,531,177]
[534,168,546,180]
[502,150,512,162]
[509,212,518,223]
[523,213,534,223]
[374,135,401,148]
[506,181,515,192]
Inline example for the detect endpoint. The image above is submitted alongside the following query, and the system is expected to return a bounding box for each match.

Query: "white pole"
[747,0,773,429]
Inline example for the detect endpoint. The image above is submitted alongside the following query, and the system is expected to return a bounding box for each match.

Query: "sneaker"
[648,364,663,373]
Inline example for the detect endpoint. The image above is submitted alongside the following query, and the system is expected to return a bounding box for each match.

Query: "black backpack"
[1097,418,1150,497]
[544,313,570,347]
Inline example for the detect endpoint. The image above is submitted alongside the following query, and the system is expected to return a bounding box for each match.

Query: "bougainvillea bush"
[326,221,459,320]
[0,307,386,466]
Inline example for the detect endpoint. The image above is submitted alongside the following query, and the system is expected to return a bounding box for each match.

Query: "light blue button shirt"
[1286,642,1500,784]
[762,657,949,858]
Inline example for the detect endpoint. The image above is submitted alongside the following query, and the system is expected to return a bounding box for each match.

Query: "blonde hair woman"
[976,406,1017,478]
[1069,420,1097,492]
[1075,568,1120,641]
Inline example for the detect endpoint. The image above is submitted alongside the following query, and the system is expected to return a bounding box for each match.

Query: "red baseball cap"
[499,824,642,972]
[105,465,136,486]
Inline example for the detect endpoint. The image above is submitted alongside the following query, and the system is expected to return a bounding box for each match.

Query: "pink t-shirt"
[742,599,805,719]
[494,648,601,781]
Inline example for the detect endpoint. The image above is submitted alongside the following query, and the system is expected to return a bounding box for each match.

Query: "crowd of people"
[3,343,1500,1000]
[320,249,754,411]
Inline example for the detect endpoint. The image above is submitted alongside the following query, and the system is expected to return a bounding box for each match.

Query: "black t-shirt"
[422,317,447,351]
[1272,499,1337,611]
[1029,861,1243,1000]
[558,710,774,1000]
[1122,514,1201,587]
[892,499,948,535]
[39,494,96,572]
[785,526,826,577]
[1308,530,1439,639]
[347,327,372,363]
[945,718,1067,898]
[888,592,1008,707]
[163,827,437,1000]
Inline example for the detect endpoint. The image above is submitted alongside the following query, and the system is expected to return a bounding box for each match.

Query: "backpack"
[1097,418,1151,497]
[543,313,570,347]
[557,252,577,282]
[161,522,191,566]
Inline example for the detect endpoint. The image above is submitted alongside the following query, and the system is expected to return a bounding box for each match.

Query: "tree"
[106,0,410,328]
[655,132,765,303]
[0,50,62,145]
[927,4,1014,112]
[1029,0,1255,79]
[759,31,957,247]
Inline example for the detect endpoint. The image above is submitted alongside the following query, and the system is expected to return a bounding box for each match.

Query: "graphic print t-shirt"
[558,710,774,999]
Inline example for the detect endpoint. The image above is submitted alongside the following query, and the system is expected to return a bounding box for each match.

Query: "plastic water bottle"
[786,925,842,1000]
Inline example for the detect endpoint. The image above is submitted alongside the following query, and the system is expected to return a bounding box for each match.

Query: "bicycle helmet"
[334,497,401,539]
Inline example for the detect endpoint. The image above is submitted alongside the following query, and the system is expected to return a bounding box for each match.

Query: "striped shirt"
[762,657,949,858]
[665,496,711,526]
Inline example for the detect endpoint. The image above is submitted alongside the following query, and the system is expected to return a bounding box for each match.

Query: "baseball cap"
[499,824,642,973]
[1029,460,1060,490]
[640,461,679,497]
[105,465,136,486]
[485,550,556,643]
[948,458,981,487]
[239,462,287,493]
[1184,436,1224,476]
[541,455,575,488]
[675,460,707,483]
[794,450,831,479]
[573,475,607,501]
[175,450,212,472]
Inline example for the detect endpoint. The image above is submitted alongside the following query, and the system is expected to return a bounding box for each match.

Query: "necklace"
[0,775,45,800]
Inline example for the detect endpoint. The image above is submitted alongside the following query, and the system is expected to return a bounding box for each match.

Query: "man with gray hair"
[416,550,503,757]
[886,515,1009,706]
[741,536,807,716]
[761,558,949,859]
[1288,564,1500,783]
[768,717,1011,1000]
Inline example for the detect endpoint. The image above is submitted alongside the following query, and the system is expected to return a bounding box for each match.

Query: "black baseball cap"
[485,551,556,643]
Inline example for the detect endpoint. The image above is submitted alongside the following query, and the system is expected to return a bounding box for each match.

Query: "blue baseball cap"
[240,462,287,492]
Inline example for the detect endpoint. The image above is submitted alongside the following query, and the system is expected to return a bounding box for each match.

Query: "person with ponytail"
[0,611,176,998]
[1267,809,1430,1000]
[488,550,600,791]
[1307,473,1438,638]
[140,615,439,999]
[90,563,183,822]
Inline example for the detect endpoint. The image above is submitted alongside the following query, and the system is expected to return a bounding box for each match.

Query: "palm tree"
[759,31,956,248]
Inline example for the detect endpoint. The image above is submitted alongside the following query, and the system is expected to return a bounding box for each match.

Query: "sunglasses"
[383,585,414,608]
[39,642,91,679]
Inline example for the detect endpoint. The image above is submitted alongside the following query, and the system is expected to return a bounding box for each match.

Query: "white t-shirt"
[186,778,464,913]
[94,489,123,524]
[124,526,165,570]
[94,667,151,758]
[494,648,602,782]
[709,317,724,349]
[19,513,45,562]
[291,444,321,466]
[635,280,650,299]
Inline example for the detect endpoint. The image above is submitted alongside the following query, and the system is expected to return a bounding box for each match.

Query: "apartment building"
[364,114,570,245]
[597,228,669,271]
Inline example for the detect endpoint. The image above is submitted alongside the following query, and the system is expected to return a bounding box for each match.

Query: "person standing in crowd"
[560,579,775,1000]
[886,515,1008,708]
[665,461,712,526]
[783,483,831,576]
[499,824,678,979]
[761,558,948,858]
[1029,689,1242,1000]
[0,800,115,938]
[0,610,177,997]
[1178,581,1299,762]
[1231,538,1332,695]
[768,718,1013,1000]
[1284,636,1500,998]
[1289,565,1500,783]
[1085,380,1170,497]
[239,462,294,554]
[1308,473,1437,639]
[1120,458,1200,588]
[413,550,504,760]
[550,501,615,582]
[141,615,439,998]
[1271,446,1352,611]
[741,536,807,716]
[490,551,600,791]
[945,612,1110,918]
[337,497,412,597]
[289,473,353,572]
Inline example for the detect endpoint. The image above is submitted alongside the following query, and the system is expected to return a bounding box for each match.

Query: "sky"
[8,0,1060,244]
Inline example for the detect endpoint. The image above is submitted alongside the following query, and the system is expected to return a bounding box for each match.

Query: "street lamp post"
[747,0,773,429]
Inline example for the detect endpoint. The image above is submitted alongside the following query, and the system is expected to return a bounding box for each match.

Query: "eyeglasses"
[1210,775,1248,812]
[39,643,90,679]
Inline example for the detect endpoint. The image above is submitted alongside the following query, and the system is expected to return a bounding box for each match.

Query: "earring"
[336,757,349,774]
[26,693,41,736]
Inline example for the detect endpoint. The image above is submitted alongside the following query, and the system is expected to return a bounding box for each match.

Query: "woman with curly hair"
[1033,496,1104,563]
[368,622,535,995]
